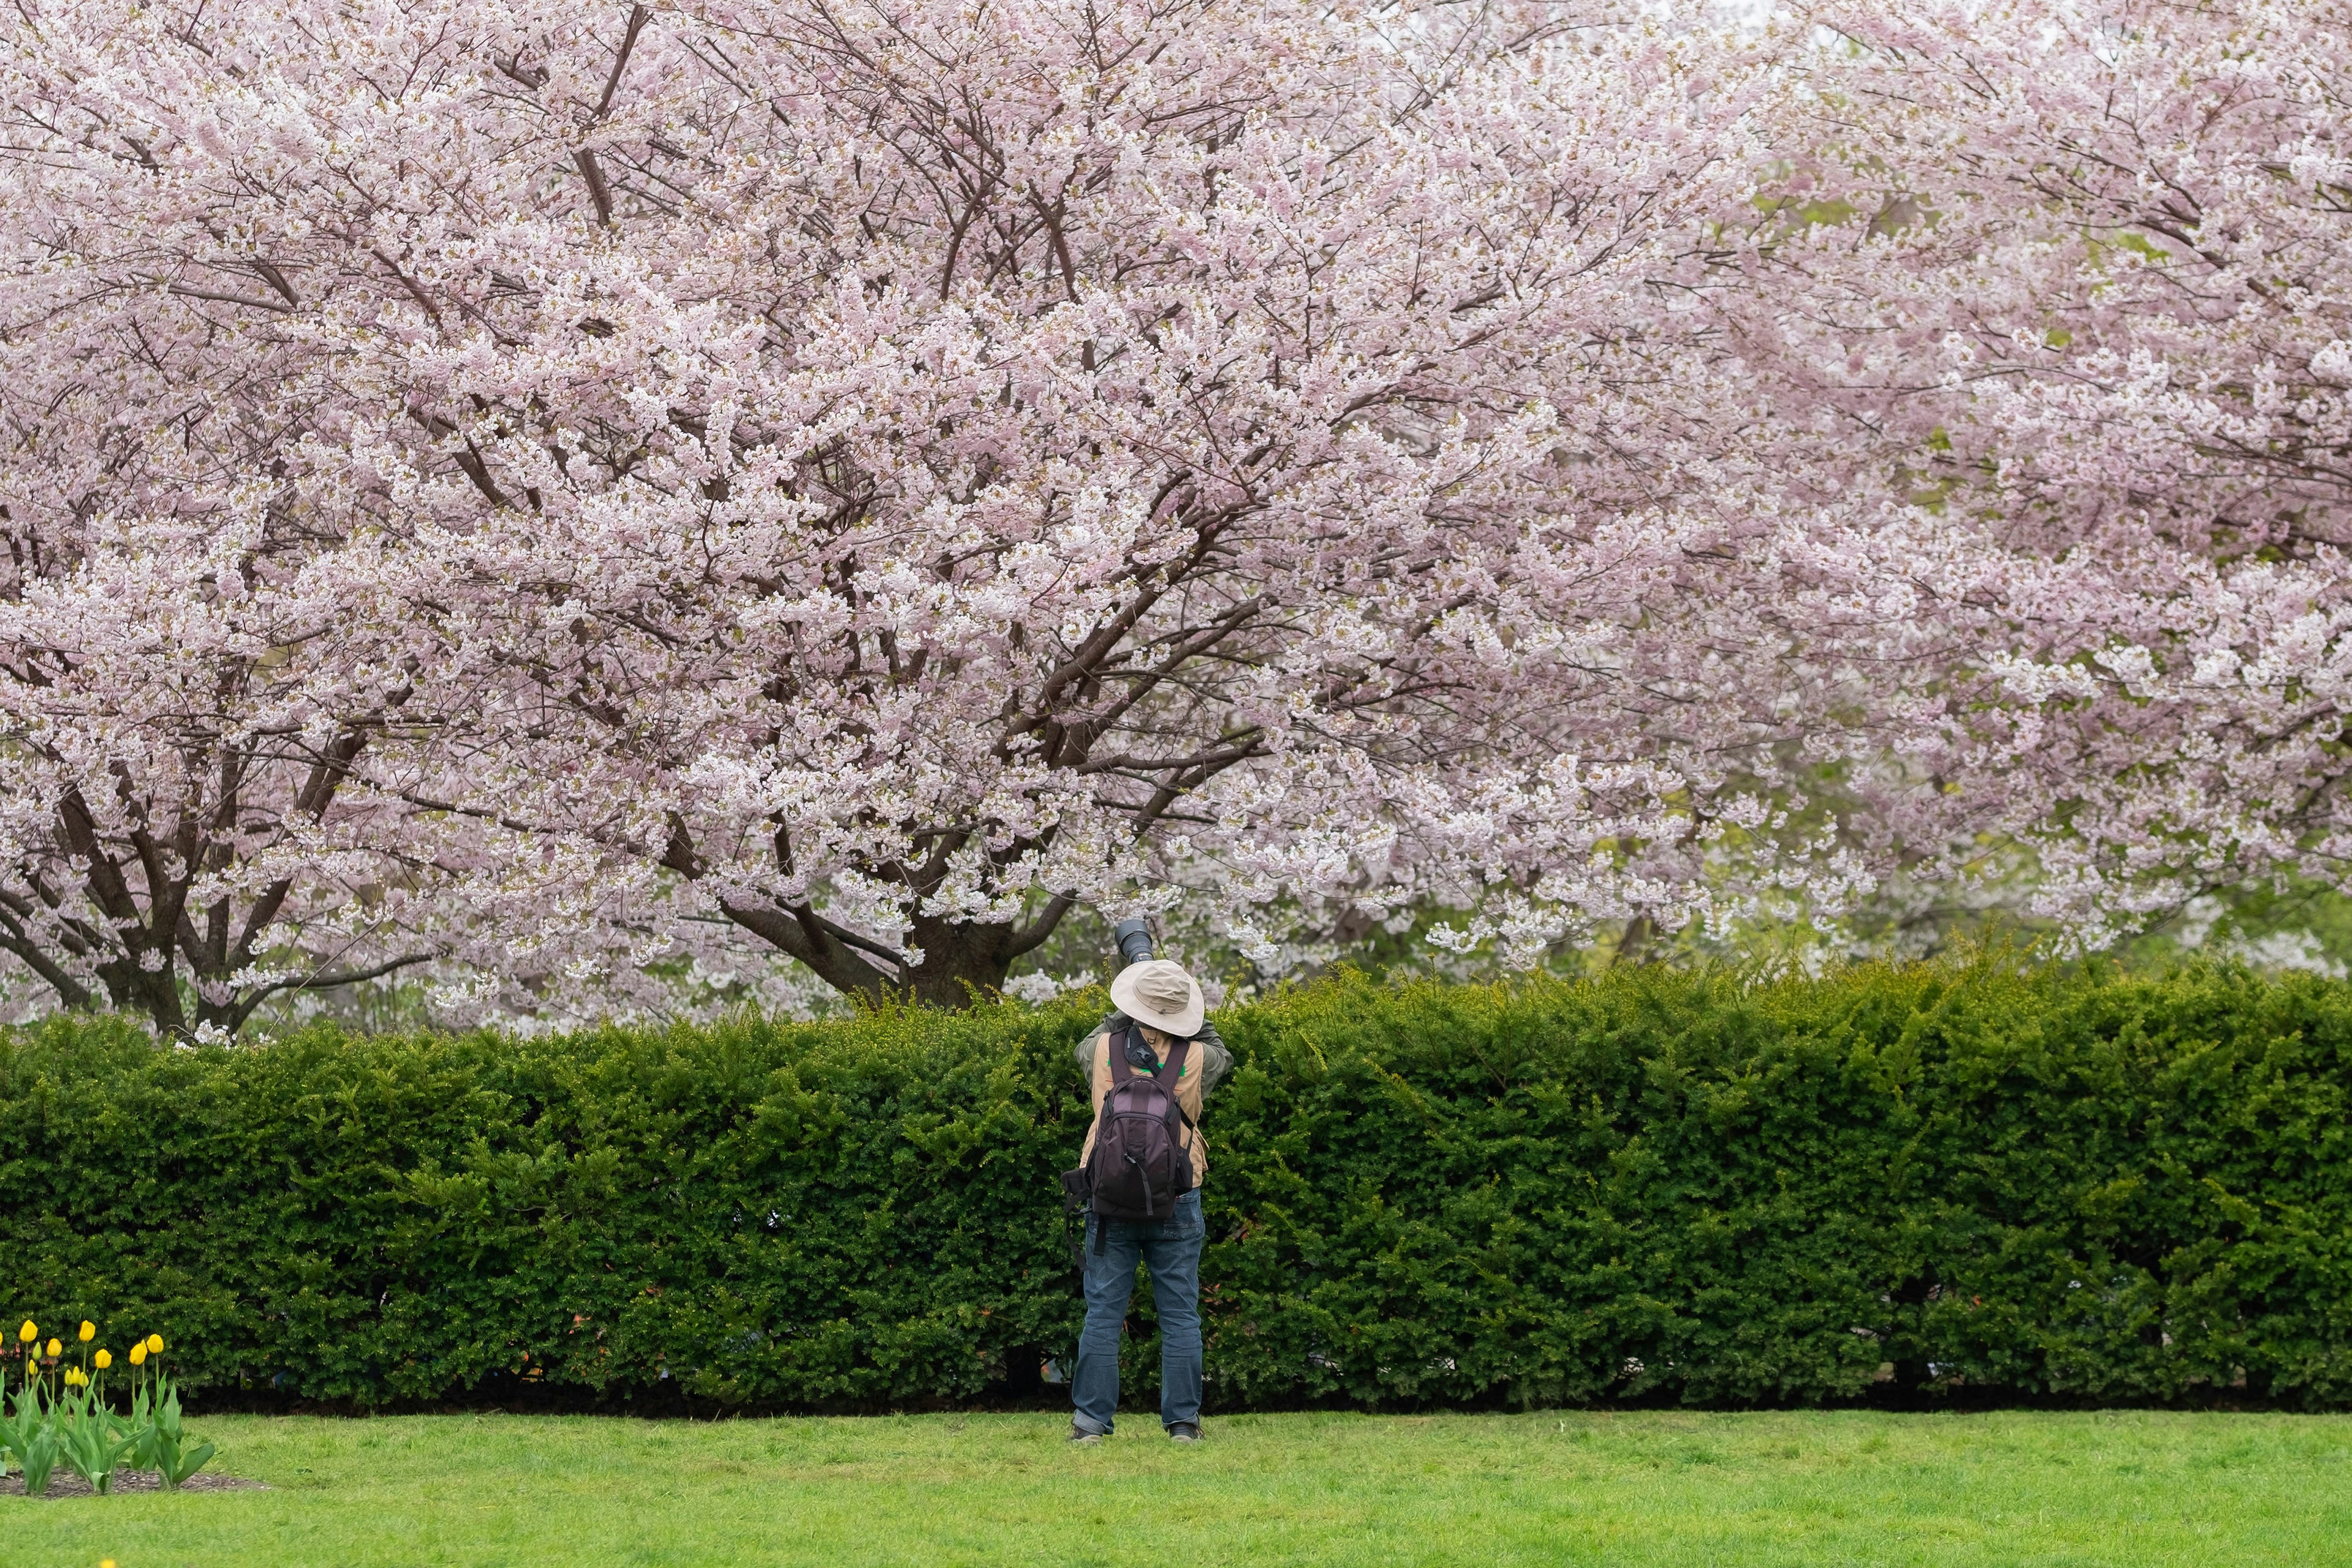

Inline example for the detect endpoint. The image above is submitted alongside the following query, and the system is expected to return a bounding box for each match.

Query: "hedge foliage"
[1,961,2349,1411]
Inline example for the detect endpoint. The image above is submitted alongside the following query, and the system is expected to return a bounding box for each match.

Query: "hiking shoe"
[1068,1423,1105,1444]
[1167,1422,1202,1443]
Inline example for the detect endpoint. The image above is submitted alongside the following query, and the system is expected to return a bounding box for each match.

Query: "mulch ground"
[0,1468,265,1498]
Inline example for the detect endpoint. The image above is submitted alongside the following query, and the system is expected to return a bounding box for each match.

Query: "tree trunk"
[720,898,1066,1009]
[1611,914,1655,968]
[899,915,1020,1008]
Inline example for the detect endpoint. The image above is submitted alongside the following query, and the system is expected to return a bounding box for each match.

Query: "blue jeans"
[1072,1189,1204,1434]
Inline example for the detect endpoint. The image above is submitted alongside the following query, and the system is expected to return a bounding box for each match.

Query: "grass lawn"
[4,1408,2349,1567]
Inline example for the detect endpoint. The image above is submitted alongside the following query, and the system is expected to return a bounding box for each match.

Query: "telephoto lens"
[1112,918,1156,966]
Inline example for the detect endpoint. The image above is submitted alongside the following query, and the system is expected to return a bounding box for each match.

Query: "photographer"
[1064,924,1230,1444]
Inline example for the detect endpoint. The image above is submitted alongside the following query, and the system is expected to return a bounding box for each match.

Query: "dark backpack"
[1076,1027,1194,1237]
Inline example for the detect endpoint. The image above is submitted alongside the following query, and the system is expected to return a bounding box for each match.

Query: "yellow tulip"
[93,1349,111,1370]
[130,1343,147,1366]
[147,1333,165,1354]
[15,1319,31,1343]
[63,1366,85,1387]
[45,1338,60,1358]
[77,1321,94,1343]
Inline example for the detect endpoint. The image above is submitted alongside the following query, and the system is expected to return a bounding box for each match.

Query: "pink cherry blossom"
[1745,0,2352,946]
[0,0,2343,1028]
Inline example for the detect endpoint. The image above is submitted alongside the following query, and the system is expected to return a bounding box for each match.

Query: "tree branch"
[595,6,654,119]
[571,4,652,228]
[574,148,616,226]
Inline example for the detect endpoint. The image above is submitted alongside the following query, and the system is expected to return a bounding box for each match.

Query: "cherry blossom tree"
[1740,0,2352,948]
[0,56,461,1033]
[404,0,1934,1003]
[0,501,449,1036]
[15,0,2345,1027]
[0,0,701,1032]
[0,0,2105,1021]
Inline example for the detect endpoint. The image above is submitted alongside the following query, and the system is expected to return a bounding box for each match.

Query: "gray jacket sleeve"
[1079,1013,1233,1098]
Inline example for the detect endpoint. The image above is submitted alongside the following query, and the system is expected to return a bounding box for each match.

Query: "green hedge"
[1,962,2348,1411]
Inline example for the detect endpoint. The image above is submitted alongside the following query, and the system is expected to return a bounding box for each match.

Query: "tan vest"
[1079,1025,1208,1188]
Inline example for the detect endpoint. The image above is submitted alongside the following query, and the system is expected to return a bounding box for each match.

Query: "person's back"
[1073,1015,1229,1190]
[1065,957,1218,1443]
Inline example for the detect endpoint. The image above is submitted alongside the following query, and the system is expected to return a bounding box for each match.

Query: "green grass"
[7,1409,2351,1567]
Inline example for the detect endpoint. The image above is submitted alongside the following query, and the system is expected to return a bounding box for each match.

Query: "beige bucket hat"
[1109,958,1205,1038]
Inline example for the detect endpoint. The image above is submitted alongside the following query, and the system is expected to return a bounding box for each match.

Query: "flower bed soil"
[0,1469,263,1498]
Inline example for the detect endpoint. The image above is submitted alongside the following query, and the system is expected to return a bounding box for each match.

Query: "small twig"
[166,283,287,314]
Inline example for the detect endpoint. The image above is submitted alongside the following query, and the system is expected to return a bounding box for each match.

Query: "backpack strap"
[1155,1038,1196,1149]
[1106,1024,1143,1085]
[1169,1039,1199,1123]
